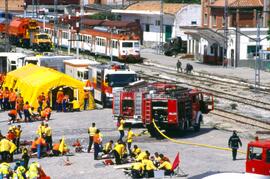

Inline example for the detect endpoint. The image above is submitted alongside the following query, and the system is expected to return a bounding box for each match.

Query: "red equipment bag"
[103,159,114,165]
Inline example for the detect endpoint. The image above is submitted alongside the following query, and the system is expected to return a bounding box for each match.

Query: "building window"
[247,45,262,57]
[204,14,208,25]
[155,20,160,26]
[212,15,217,26]
[145,24,150,32]
[191,21,197,25]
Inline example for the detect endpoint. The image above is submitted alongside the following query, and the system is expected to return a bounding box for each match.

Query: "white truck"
[64,59,99,81]
[0,52,27,73]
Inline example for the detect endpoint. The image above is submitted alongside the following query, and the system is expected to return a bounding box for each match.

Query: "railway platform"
[141,48,270,87]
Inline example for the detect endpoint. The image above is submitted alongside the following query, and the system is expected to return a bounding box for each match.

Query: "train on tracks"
[0,17,141,62]
[112,82,214,136]
[42,25,141,62]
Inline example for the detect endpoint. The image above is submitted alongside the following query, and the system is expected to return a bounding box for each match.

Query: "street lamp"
[110,28,113,62]
[110,27,116,62]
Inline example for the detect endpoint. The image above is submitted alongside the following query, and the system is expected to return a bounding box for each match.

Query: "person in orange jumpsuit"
[37,92,45,112]
[16,93,24,120]
[56,88,64,112]
[8,109,17,124]
[23,101,31,122]
[0,87,4,110]
[3,87,10,110]
[9,88,17,110]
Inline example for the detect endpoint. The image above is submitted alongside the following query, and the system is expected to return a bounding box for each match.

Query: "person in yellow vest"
[126,127,140,155]
[117,117,125,142]
[44,123,52,150]
[0,162,12,178]
[130,162,144,178]
[25,162,40,179]
[158,160,173,176]
[87,123,97,153]
[136,150,150,162]
[103,140,113,154]
[142,155,157,178]
[113,141,126,165]
[14,125,22,154]
[12,165,26,179]
[0,137,12,162]
[9,140,17,162]
[71,97,80,112]
[131,145,142,158]
[36,122,45,137]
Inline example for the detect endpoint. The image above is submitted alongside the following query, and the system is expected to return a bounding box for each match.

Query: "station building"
[184,0,270,69]
[112,1,201,47]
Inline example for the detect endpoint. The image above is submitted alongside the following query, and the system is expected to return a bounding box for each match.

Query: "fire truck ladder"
[134,92,142,118]
[145,100,152,123]
[113,92,121,116]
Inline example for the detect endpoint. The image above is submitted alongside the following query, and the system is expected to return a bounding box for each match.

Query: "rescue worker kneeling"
[113,141,126,165]
[142,155,157,178]
[103,140,113,155]
[25,162,40,179]
[52,139,68,156]
[130,162,144,178]
[158,159,173,176]
[0,162,12,178]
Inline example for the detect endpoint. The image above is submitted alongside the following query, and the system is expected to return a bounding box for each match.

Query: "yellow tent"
[3,64,95,110]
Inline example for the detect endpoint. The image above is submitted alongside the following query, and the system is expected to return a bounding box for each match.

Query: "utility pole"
[254,12,261,91]
[4,0,9,52]
[54,0,58,53]
[76,11,80,59]
[159,0,163,55]
[223,0,228,67]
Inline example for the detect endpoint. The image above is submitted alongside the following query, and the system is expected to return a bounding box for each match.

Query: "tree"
[88,12,117,20]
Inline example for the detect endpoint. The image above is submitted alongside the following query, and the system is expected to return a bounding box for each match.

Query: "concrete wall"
[189,27,270,65]
[175,4,201,41]
[120,14,174,47]
[0,0,24,12]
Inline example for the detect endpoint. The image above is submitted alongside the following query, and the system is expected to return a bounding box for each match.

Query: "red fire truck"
[112,82,178,124]
[205,137,270,179]
[142,87,214,137]
[89,62,138,107]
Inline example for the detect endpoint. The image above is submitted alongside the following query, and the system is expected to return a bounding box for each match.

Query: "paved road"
[141,49,270,86]
[0,109,255,179]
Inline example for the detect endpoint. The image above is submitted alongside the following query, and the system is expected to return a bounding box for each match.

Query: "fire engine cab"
[113,82,178,124]
[142,87,214,137]
[89,62,138,107]
[204,138,270,179]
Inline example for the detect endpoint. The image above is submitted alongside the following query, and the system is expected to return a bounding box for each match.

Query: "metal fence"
[238,59,270,72]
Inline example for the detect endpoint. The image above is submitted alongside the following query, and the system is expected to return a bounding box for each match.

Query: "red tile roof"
[126,1,187,15]
[209,0,263,8]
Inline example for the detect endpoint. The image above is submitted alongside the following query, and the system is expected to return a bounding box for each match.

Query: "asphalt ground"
[0,109,258,179]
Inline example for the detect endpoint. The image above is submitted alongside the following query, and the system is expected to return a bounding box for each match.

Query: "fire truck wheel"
[146,124,157,138]
[101,93,107,108]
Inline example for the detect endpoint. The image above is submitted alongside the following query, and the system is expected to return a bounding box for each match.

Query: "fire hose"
[152,119,246,154]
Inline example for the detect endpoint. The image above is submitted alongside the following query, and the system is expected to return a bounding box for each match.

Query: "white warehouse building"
[112,1,201,47]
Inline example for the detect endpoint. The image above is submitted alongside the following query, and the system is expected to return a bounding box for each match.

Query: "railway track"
[212,108,270,130]
[130,63,270,129]
[132,64,270,111]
